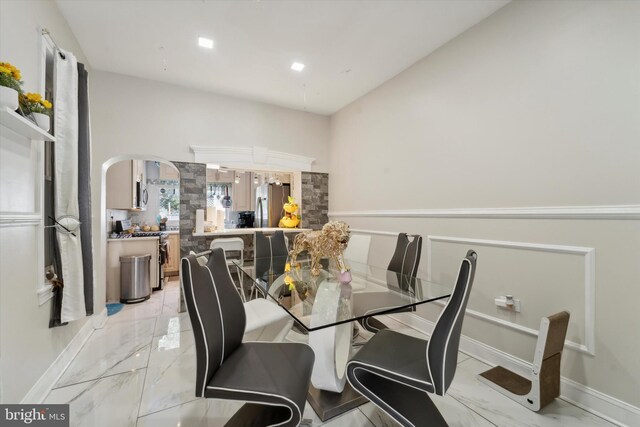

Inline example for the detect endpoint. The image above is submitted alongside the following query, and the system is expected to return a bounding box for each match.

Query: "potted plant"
[0,62,23,111]
[20,92,52,132]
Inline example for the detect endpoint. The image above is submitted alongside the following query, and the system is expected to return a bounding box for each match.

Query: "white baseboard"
[388,313,640,427]
[21,309,107,404]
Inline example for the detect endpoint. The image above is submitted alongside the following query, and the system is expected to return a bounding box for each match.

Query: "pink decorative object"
[339,270,352,284]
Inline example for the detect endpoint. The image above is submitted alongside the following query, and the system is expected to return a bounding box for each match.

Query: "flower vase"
[33,112,50,132]
[0,86,19,111]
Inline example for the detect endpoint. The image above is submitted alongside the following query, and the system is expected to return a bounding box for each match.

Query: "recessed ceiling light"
[198,37,214,49]
[291,62,305,72]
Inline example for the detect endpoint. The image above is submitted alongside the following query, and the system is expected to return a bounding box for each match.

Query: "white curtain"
[54,50,86,323]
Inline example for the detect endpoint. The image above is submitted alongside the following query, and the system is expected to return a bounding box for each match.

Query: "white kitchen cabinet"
[106,160,147,210]
[232,172,254,211]
[164,233,180,276]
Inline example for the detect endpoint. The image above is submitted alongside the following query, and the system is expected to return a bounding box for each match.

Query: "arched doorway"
[99,156,180,311]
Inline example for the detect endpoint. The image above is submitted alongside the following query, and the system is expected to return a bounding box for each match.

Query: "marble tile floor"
[44,278,617,427]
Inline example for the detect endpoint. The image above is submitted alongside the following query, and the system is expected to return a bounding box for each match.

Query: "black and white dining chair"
[343,234,372,267]
[254,230,289,282]
[357,232,423,333]
[210,237,246,300]
[346,250,477,427]
[181,250,315,426]
[190,249,294,342]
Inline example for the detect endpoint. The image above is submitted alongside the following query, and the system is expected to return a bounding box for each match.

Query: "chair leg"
[235,266,246,302]
[348,365,448,427]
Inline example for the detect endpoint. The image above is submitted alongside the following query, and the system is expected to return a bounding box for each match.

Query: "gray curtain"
[77,62,93,316]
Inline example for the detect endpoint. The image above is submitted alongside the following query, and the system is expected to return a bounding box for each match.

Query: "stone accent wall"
[173,163,327,258]
[174,161,208,257]
[300,172,329,230]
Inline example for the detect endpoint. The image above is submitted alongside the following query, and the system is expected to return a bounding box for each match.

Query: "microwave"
[134,180,148,210]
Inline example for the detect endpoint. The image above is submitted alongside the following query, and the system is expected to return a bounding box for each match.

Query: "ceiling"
[56,0,509,115]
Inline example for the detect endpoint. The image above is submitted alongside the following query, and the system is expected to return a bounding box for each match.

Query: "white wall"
[88,70,330,322]
[0,0,92,403]
[90,71,330,171]
[329,0,640,412]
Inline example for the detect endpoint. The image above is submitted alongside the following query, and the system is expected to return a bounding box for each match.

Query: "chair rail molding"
[329,204,640,220]
[349,228,398,237]
[426,235,596,356]
[0,212,42,227]
[190,145,315,171]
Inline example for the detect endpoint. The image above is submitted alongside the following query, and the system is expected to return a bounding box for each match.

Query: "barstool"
[210,237,246,301]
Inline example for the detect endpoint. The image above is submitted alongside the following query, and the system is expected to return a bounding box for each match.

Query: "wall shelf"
[0,107,55,142]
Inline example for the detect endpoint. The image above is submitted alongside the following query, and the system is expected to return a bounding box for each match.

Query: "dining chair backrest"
[387,233,422,278]
[343,234,372,265]
[181,249,246,397]
[255,231,289,279]
[426,250,477,396]
[211,237,244,267]
[255,230,288,258]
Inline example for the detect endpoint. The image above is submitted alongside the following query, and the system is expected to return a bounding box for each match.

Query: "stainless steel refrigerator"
[255,183,290,228]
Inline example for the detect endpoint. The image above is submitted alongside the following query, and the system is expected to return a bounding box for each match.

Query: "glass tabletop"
[233,255,452,332]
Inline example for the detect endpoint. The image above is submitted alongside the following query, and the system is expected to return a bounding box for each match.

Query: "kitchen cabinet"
[232,172,255,211]
[106,160,147,210]
[164,233,180,276]
[159,162,179,180]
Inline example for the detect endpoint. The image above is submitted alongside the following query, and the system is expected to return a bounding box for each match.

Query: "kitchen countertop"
[192,227,310,237]
[107,236,160,242]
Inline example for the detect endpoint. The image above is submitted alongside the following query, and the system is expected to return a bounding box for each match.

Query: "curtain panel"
[50,51,93,326]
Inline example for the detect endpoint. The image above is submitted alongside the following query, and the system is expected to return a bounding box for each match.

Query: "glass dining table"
[233,254,452,421]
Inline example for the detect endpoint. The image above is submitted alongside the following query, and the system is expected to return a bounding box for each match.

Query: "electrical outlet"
[494,295,521,312]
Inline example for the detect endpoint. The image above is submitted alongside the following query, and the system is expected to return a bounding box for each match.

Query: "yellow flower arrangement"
[20,92,53,116]
[0,61,23,92]
[284,274,296,291]
[0,62,21,80]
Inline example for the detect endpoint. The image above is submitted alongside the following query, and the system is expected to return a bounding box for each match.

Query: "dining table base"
[307,382,368,422]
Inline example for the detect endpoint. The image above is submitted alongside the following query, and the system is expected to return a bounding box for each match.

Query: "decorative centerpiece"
[289,221,352,283]
[20,92,53,131]
[0,62,23,111]
[278,196,301,228]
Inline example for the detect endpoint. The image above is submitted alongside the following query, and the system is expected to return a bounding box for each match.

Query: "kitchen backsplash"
[106,209,129,233]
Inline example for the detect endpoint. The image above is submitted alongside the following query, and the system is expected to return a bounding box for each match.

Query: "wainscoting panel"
[426,235,594,355]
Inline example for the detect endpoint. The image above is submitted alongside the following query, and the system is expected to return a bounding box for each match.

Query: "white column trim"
[329,205,640,220]
[426,235,596,356]
[190,145,315,172]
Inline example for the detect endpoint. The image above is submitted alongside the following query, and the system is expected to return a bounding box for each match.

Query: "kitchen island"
[192,227,310,237]
[190,228,311,261]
